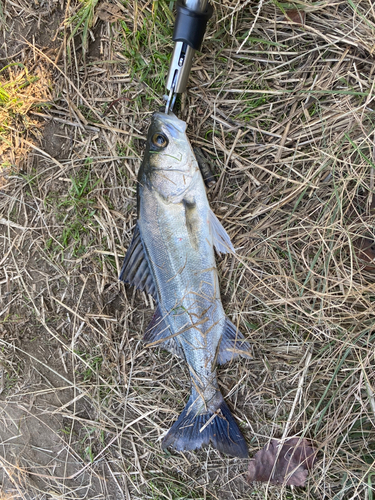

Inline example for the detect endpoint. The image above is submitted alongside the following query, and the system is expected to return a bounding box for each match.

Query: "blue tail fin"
[162,390,248,458]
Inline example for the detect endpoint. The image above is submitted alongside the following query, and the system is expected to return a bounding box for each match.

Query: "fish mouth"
[152,111,187,136]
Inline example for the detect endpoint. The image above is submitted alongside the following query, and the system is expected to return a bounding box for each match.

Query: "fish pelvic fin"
[162,389,248,458]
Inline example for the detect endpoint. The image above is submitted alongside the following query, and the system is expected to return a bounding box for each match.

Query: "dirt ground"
[1,0,375,499]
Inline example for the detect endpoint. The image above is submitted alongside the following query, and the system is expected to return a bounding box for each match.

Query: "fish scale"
[120,111,251,458]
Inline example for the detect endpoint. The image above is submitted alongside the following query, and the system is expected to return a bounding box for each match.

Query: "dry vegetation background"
[1,0,375,498]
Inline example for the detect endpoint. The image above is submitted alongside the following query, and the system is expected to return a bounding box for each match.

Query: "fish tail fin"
[162,390,248,458]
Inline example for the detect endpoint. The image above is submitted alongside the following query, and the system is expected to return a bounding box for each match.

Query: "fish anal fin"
[217,318,252,365]
[144,306,184,359]
[209,210,235,254]
[162,389,248,458]
[119,223,156,298]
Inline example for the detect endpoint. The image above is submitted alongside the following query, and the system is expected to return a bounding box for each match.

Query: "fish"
[120,111,251,458]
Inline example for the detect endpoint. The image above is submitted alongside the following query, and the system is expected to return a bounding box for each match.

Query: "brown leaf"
[97,2,123,22]
[247,438,317,487]
[283,9,306,26]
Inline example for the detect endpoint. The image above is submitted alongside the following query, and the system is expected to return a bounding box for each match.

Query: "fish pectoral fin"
[162,389,248,458]
[209,210,235,255]
[217,318,252,364]
[144,305,185,359]
[119,223,157,298]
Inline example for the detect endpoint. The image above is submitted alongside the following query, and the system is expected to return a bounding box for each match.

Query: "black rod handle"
[172,0,213,51]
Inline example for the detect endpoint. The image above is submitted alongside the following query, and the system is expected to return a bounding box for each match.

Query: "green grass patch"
[54,162,101,257]
[119,0,174,102]
[66,0,100,58]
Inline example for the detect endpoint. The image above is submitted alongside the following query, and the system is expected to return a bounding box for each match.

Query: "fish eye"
[152,133,168,149]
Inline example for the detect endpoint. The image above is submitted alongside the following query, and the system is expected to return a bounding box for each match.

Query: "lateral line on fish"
[179,290,220,308]
[193,318,221,337]
[181,337,204,350]
[187,308,211,321]
[195,279,216,294]
[189,368,208,410]
[188,319,212,337]
[166,254,188,283]
[180,290,214,300]
[145,316,209,348]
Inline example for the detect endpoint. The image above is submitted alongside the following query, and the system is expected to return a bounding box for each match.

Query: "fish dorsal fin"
[144,306,185,359]
[119,223,157,298]
[217,318,252,364]
[209,210,235,254]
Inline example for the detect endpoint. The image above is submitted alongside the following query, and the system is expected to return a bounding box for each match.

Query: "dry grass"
[0,62,51,185]
[1,0,375,498]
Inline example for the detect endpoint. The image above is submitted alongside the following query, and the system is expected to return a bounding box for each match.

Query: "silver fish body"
[120,112,250,458]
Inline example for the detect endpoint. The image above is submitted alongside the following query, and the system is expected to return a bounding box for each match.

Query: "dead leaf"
[283,9,306,27]
[97,2,123,22]
[247,438,317,486]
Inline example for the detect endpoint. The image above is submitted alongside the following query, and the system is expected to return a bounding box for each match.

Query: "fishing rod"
[165,0,213,114]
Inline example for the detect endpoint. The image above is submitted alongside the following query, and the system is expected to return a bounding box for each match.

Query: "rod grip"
[172,0,213,51]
